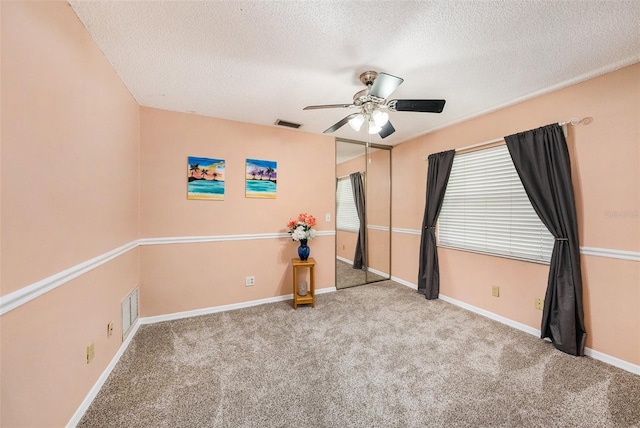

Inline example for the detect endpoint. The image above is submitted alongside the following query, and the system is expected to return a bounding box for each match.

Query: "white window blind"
[438,144,554,263]
[336,177,360,233]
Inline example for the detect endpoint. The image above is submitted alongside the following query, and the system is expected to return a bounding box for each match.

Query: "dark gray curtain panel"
[505,123,586,356]
[350,172,367,270]
[418,150,455,299]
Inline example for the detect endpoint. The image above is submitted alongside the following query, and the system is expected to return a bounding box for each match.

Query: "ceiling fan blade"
[323,114,358,134]
[378,121,395,139]
[303,104,353,110]
[369,73,404,100]
[388,99,446,113]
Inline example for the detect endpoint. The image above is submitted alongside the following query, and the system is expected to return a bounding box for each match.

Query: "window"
[438,144,554,263]
[336,177,360,233]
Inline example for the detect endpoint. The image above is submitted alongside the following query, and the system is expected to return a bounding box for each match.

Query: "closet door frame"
[335,138,391,287]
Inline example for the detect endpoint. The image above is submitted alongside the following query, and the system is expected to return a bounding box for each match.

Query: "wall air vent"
[275,119,302,129]
[121,286,139,342]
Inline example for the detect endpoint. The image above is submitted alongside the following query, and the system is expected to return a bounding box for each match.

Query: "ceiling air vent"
[275,119,302,129]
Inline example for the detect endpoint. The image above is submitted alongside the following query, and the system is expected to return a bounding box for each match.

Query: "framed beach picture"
[187,156,225,200]
[246,159,277,199]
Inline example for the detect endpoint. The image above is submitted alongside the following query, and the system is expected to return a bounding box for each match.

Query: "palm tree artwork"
[265,166,275,182]
[187,156,225,201]
[246,159,277,199]
[189,163,200,180]
[250,167,261,180]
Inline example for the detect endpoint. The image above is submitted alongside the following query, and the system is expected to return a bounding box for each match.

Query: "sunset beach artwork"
[246,159,277,199]
[187,156,225,200]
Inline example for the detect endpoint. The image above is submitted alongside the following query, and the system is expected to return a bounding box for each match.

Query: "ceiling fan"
[303,71,446,139]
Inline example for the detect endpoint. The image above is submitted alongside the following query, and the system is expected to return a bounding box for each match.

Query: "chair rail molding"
[0,231,336,315]
[391,228,640,261]
[1,230,633,315]
[0,241,138,316]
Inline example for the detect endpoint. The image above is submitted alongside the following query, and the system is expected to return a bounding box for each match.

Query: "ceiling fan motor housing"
[359,71,378,86]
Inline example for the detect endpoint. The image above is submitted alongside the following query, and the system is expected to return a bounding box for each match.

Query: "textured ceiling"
[68,0,640,146]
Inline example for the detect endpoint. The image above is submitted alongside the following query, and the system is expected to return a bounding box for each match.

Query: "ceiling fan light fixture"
[368,118,382,134]
[371,110,389,127]
[348,114,366,131]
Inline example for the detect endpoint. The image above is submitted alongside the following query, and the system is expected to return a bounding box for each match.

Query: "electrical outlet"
[492,286,500,297]
[245,276,255,287]
[107,321,114,337]
[325,213,331,222]
[86,342,95,364]
[535,298,544,310]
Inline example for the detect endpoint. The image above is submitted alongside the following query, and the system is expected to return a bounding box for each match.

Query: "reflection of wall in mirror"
[366,149,391,228]
[366,150,391,276]
[337,230,358,261]
[336,152,364,265]
[336,147,390,275]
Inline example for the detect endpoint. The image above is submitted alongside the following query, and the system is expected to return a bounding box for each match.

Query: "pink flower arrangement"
[287,213,317,241]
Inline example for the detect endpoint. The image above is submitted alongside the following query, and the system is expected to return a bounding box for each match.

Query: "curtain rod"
[423,117,592,159]
[337,171,365,180]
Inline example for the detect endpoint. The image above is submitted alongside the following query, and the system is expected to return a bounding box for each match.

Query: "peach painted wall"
[1,1,140,427]
[392,63,640,366]
[139,107,335,317]
[1,3,636,428]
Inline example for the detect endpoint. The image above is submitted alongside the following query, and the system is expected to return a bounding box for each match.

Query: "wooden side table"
[292,257,316,309]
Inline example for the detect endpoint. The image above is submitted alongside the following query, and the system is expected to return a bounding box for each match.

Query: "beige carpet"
[78,281,640,427]
[335,259,386,289]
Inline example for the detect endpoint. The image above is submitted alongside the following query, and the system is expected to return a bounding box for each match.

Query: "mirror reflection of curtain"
[335,139,391,290]
[350,172,366,270]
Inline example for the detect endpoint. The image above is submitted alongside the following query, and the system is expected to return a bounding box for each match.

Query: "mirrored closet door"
[335,139,391,289]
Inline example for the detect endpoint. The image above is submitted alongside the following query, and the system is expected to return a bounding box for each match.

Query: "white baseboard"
[67,275,638,427]
[6,232,634,316]
[438,294,541,337]
[66,319,141,428]
[139,287,337,325]
[336,255,352,264]
[1,231,337,315]
[367,266,390,279]
[391,276,418,290]
[68,287,337,425]
[584,347,640,375]
[337,256,389,278]
[390,276,640,376]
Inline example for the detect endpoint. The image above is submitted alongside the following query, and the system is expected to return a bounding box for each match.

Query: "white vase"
[297,280,308,296]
